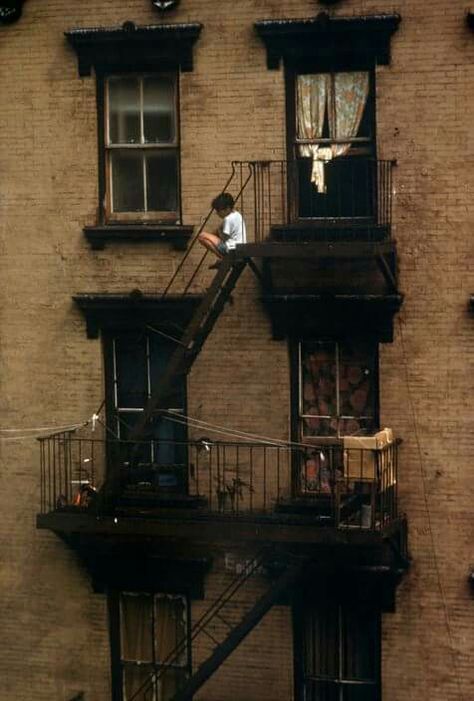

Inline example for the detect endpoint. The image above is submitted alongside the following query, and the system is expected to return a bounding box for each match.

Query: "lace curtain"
[296,72,369,192]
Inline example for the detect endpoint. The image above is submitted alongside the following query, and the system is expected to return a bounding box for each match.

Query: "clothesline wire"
[162,409,329,450]
[0,421,89,433]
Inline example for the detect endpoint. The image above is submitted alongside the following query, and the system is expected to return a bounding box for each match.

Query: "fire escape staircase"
[130,253,248,442]
[130,548,305,701]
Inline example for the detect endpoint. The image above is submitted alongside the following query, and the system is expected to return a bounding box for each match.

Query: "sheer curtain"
[121,594,187,701]
[155,596,187,701]
[121,593,153,701]
[296,72,369,192]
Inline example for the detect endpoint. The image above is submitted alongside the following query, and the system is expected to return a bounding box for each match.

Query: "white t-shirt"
[220,210,246,250]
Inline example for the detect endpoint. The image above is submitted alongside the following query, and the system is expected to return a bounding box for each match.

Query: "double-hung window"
[105,329,187,491]
[105,74,179,221]
[118,592,189,701]
[299,340,378,439]
[297,601,381,701]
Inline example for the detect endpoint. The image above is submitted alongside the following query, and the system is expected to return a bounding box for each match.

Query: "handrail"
[160,163,238,299]
[129,546,273,701]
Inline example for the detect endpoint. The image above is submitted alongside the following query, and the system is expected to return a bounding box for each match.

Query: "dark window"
[291,70,376,219]
[296,602,381,701]
[105,329,187,491]
[112,592,189,701]
[298,340,378,439]
[104,74,179,222]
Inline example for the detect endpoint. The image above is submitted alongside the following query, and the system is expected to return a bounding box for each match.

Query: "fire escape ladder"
[130,256,248,440]
[169,557,304,701]
[130,550,305,701]
[129,546,279,701]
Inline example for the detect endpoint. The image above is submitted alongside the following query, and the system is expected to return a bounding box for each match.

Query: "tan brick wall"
[0,0,473,699]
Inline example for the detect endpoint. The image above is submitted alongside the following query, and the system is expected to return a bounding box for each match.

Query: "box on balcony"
[343,428,394,481]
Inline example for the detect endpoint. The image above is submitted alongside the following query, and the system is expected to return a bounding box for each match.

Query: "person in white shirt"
[198,192,246,267]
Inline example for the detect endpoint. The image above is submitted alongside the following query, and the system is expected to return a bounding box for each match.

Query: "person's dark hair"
[212,192,234,211]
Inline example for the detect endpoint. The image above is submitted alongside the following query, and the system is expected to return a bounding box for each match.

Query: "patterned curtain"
[296,74,332,192]
[328,72,369,158]
[296,72,369,192]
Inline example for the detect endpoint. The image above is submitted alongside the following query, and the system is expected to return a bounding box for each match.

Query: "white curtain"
[297,72,369,192]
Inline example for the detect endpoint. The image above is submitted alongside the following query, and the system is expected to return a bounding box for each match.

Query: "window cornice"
[0,0,25,25]
[65,21,203,77]
[254,12,401,70]
[73,292,203,339]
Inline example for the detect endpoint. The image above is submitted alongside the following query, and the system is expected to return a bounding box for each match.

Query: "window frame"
[285,62,377,163]
[290,339,380,444]
[108,590,191,701]
[98,71,182,225]
[102,327,189,493]
[293,599,382,701]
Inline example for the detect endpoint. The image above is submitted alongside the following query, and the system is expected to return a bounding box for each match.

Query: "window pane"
[160,669,187,701]
[301,342,337,437]
[146,151,178,212]
[149,334,184,407]
[305,680,339,701]
[123,664,155,701]
[343,685,377,701]
[108,76,141,144]
[303,603,338,679]
[143,76,175,143]
[338,342,376,435]
[342,608,378,681]
[121,593,154,662]
[115,333,148,408]
[111,150,145,212]
[155,596,187,663]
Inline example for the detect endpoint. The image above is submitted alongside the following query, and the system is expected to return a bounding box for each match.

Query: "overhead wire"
[398,316,464,701]
[162,409,317,450]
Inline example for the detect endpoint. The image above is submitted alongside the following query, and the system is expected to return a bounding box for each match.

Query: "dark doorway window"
[104,329,187,492]
[295,601,381,701]
[291,71,376,220]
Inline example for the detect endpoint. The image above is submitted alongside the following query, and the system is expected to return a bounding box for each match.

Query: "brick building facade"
[0,1,473,700]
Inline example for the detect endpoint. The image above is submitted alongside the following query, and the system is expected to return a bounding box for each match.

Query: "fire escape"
[36,12,407,701]
[38,156,408,701]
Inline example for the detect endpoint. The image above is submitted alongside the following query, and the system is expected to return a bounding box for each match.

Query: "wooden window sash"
[104,73,179,221]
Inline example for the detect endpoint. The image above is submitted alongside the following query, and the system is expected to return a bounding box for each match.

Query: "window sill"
[83,224,194,251]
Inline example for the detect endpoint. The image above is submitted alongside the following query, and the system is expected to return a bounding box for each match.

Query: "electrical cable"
[398,317,464,701]
[161,409,317,450]
[0,421,88,433]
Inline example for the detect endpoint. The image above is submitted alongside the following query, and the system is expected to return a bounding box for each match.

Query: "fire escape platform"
[230,242,401,341]
[36,508,406,549]
[233,239,397,260]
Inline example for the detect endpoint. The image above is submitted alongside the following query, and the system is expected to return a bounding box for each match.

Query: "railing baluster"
[249,446,253,513]
[195,444,199,497]
[38,435,399,529]
[209,443,213,509]
[277,447,281,503]
[263,446,267,512]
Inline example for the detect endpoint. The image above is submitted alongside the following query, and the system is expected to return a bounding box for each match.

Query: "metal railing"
[238,158,394,241]
[39,430,399,531]
[161,158,394,297]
